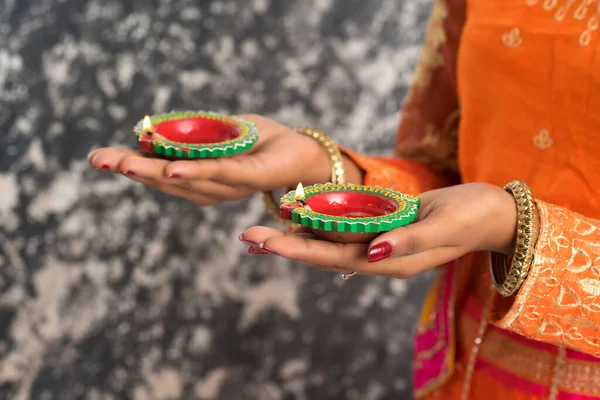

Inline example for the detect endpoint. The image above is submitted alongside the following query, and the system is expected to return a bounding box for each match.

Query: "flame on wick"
[294,182,305,201]
[142,115,153,132]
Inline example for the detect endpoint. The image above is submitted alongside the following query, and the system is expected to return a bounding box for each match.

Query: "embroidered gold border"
[460,313,600,396]
[496,201,600,355]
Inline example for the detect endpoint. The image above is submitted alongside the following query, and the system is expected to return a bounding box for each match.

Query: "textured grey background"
[0,0,433,399]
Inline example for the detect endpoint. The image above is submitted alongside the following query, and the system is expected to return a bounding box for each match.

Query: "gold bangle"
[490,180,540,297]
[261,126,346,226]
[292,126,346,185]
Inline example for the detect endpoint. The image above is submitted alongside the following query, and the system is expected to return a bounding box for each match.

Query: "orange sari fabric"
[342,0,600,398]
[459,0,600,355]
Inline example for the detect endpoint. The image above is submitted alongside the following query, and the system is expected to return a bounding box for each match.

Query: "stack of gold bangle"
[490,180,540,297]
[261,126,346,227]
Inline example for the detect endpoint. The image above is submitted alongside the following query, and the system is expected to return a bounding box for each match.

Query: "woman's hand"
[88,115,361,205]
[240,183,518,279]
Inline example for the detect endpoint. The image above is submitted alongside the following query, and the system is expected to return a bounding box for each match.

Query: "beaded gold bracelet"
[261,126,346,226]
[490,180,540,297]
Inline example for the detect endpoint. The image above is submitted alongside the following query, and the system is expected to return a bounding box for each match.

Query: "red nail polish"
[169,173,181,179]
[248,246,269,255]
[238,233,256,245]
[368,242,393,263]
[100,165,110,170]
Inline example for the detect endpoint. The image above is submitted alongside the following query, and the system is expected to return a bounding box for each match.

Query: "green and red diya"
[280,183,420,243]
[133,111,258,159]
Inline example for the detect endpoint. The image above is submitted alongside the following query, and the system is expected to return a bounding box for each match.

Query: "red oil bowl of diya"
[133,111,258,159]
[279,183,420,243]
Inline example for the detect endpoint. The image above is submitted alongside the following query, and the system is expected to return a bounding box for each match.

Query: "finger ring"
[340,271,357,280]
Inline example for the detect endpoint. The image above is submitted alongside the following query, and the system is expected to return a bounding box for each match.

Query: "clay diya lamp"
[133,111,258,159]
[279,183,420,243]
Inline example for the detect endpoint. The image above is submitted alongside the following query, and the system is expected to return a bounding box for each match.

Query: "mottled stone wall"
[0,0,433,399]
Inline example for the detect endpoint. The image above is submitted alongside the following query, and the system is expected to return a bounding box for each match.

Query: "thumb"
[366,214,450,263]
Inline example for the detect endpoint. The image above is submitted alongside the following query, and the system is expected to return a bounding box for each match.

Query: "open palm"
[88,115,331,205]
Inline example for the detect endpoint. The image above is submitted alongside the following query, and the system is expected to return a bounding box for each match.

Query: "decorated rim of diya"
[280,183,420,233]
[133,111,259,159]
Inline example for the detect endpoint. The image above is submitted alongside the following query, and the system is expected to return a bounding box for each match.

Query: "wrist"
[291,126,347,186]
[302,149,363,186]
[500,188,519,255]
[303,138,335,185]
[292,153,363,187]
[262,125,355,226]
[342,154,364,185]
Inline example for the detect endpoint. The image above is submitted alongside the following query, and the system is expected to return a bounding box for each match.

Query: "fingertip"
[89,149,120,171]
[90,153,110,170]
[242,225,266,235]
[240,226,283,248]
[261,233,306,259]
[238,233,256,245]
[257,242,279,256]
[89,148,148,170]
[88,148,116,168]
[87,149,99,163]
[164,160,184,179]
[240,226,272,243]
[259,237,286,258]
[248,245,270,255]
[367,240,393,263]
[368,225,420,260]
[164,160,203,180]
[118,155,170,179]
[117,155,144,176]
[368,231,392,250]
